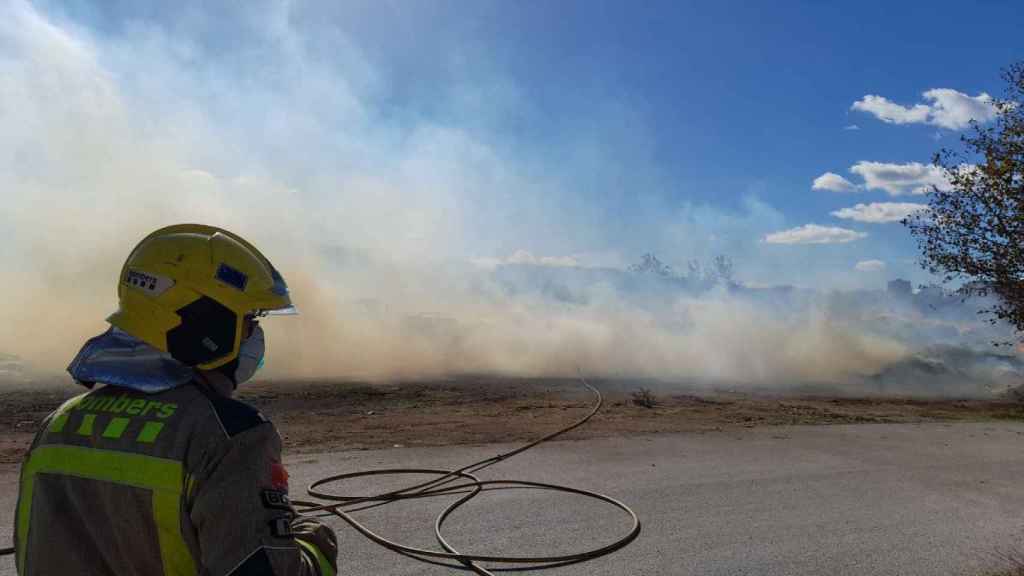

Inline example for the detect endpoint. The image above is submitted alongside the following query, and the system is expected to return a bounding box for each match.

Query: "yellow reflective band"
[76,413,96,436]
[48,414,68,433]
[50,393,89,421]
[17,445,196,575]
[185,474,197,501]
[152,489,195,576]
[296,539,336,576]
[102,417,131,439]
[45,393,89,435]
[137,421,164,443]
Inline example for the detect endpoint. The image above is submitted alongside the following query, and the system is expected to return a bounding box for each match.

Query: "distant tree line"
[629,253,735,287]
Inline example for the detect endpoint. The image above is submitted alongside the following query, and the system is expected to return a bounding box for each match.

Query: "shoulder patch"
[262,489,291,510]
[198,385,267,437]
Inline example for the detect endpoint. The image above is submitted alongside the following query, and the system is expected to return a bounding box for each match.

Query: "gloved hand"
[292,517,339,575]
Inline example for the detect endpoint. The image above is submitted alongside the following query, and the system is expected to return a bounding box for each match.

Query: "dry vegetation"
[247,378,1024,457]
[3,377,1024,464]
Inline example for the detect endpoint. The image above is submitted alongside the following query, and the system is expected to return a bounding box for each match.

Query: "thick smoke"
[0,2,1017,395]
[266,266,911,383]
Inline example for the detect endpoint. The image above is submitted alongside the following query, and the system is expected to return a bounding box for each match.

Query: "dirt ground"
[1,376,1023,463]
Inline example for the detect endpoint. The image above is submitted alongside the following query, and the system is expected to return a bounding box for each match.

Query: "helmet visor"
[257,265,297,315]
[263,305,298,316]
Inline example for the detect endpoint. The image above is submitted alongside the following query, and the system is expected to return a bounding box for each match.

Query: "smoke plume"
[0,2,1016,396]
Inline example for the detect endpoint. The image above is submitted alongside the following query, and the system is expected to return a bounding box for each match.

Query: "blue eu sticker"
[216,263,248,291]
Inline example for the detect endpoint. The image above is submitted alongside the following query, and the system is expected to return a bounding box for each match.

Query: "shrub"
[631,388,658,409]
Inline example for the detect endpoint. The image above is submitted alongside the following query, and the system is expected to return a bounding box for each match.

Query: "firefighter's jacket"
[14,381,338,575]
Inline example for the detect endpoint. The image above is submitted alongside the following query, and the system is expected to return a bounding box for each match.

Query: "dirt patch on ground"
[2,377,1023,463]
[246,378,1024,455]
[0,388,73,464]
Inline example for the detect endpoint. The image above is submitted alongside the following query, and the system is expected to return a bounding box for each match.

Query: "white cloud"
[850,161,950,196]
[508,249,579,267]
[762,224,867,245]
[851,89,997,130]
[843,124,860,131]
[830,202,927,223]
[851,95,930,125]
[923,89,999,129]
[812,171,860,192]
[854,259,886,272]
[472,250,580,269]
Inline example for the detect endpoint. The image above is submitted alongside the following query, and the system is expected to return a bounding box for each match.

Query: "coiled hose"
[294,374,641,574]
[1,375,641,574]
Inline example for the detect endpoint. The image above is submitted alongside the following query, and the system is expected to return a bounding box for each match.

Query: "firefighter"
[14,224,338,575]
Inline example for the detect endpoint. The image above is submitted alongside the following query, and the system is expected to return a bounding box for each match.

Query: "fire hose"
[293,374,641,574]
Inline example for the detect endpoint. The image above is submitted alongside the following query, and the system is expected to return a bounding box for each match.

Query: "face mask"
[233,325,265,385]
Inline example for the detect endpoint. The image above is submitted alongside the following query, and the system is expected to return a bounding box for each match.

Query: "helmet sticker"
[201,337,219,352]
[125,269,175,296]
[215,263,248,291]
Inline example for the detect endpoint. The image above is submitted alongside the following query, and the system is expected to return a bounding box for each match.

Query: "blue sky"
[9,0,1024,290]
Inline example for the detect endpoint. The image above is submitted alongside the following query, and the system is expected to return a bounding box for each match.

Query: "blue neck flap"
[67,327,195,393]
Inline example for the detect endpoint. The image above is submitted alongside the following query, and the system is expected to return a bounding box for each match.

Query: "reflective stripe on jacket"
[14,382,338,576]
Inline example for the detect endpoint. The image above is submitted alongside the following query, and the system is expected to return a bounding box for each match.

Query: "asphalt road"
[1,422,1023,575]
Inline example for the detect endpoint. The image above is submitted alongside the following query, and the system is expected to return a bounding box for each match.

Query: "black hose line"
[293,374,641,574]
[0,375,641,572]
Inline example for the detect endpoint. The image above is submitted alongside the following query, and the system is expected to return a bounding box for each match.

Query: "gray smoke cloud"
[0,2,1016,396]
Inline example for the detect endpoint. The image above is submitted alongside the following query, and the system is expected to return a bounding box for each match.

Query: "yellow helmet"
[107,224,295,370]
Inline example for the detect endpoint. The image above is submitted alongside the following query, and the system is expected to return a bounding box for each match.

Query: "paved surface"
[1,422,1023,575]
